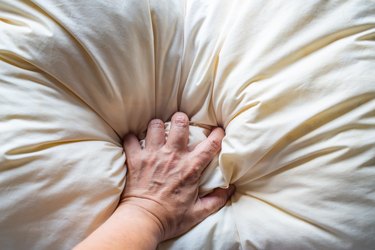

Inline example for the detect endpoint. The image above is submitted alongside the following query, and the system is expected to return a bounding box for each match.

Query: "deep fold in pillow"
[0,0,374,249]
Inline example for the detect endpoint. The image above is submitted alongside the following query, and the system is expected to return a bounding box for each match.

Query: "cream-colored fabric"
[1,0,374,249]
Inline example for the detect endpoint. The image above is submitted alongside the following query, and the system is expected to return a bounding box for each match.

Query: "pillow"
[1,0,374,249]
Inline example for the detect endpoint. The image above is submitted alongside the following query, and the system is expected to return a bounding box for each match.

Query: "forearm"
[74,114,233,248]
[74,205,162,250]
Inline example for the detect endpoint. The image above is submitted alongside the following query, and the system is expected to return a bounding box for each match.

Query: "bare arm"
[74,112,235,249]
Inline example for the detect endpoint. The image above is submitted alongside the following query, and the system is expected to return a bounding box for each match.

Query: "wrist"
[116,202,165,244]
[75,203,164,250]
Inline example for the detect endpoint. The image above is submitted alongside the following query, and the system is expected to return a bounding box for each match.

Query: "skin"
[74,112,235,249]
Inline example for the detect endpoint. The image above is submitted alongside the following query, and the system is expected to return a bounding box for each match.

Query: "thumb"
[194,185,236,221]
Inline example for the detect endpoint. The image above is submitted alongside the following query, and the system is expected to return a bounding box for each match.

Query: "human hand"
[74,112,235,249]
[120,112,235,241]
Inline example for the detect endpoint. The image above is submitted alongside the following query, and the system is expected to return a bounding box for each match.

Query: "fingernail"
[174,116,188,127]
[149,119,164,128]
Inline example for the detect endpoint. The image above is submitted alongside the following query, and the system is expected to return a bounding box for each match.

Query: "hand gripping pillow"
[1,0,375,249]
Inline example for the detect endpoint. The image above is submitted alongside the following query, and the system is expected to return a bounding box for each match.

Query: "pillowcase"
[1,0,374,249]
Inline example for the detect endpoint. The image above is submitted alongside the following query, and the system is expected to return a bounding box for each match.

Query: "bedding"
[0,0,375,249]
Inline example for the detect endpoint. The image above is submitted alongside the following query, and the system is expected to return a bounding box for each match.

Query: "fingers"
[190,127,224,172]
[123,133,141,162]
[145,119,166,150]
[166,112,189,151]
[194,185,236,221]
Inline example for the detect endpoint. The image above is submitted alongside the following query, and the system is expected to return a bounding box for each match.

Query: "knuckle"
[201,205,212,216]
[184,165,201,183]
[149,119,164,129]
[204,199,224,215]
[139,153,148,164]
[208,138,221,153]
[191,151,210,168]
[218,195,228,206]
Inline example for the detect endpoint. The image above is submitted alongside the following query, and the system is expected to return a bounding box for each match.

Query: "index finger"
[123,133,141,164]
[190,127,224,173]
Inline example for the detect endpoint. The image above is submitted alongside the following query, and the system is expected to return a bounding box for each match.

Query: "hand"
[121,112,235,241]
[74,112,235,250]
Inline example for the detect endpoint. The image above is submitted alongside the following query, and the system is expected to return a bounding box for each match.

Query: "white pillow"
[0,0,374,249]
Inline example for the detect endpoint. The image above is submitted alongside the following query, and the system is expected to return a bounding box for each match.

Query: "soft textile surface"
[1,0,375,249]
